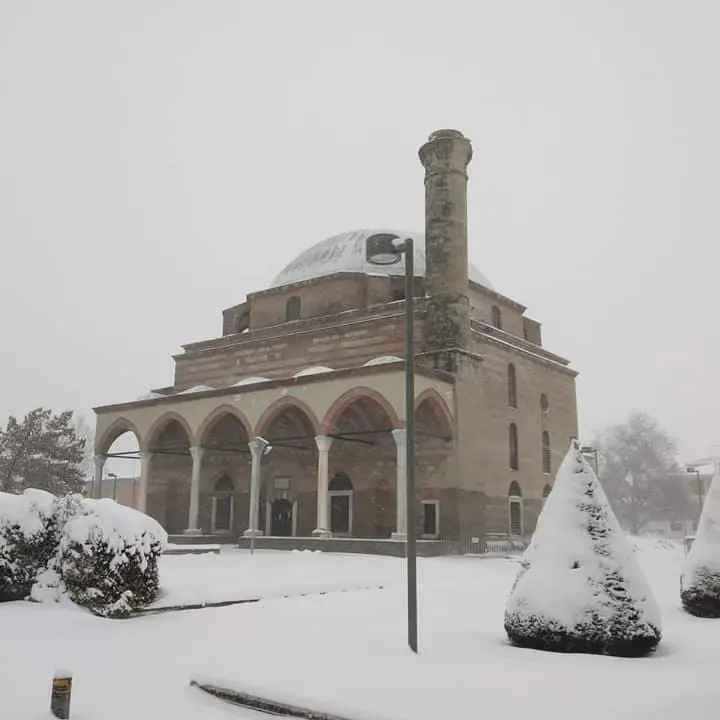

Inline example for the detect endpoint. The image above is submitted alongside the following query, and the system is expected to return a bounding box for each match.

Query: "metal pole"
[404,238,418,654]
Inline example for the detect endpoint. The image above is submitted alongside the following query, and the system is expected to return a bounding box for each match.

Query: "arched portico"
[93,365,456,539]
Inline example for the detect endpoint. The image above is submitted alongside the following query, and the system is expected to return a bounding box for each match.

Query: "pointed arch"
[96,417,143,455]
[254,396,321,439]
[144,411,194,451]
[322,387,401,433]
[414,388,454,440]
[508,480,523,498]
[197,404,252,446]
[542,483,552,500]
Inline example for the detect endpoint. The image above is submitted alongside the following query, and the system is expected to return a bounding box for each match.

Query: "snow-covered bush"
[681,467,720,617]
[504,441,662,657]
[0,490,58,601]
[56,498,167,617]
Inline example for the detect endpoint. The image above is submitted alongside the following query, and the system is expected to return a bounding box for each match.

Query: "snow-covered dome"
[269,229,493,290]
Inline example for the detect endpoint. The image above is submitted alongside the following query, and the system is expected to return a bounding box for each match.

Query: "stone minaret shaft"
[418,129,473,372]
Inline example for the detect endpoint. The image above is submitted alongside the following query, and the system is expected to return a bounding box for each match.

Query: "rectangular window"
[422,500,439,537]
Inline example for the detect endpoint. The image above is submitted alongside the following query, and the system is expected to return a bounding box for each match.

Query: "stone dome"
[268,229,493,290]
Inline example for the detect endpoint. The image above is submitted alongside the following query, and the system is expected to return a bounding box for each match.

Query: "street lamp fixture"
[366,233,418,654]
[107,472,118,501]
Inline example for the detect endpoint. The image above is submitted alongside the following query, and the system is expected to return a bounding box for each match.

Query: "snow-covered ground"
[2,540,720,720]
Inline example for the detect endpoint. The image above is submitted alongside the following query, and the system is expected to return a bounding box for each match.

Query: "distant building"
[98,476,140,509]
[93,129,578,548]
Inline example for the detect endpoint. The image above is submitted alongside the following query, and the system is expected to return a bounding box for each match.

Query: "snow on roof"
[268,229,493,290]
[178,385,214,395]
[233,376,270,386]
[136,392,163,401]
[293,366,334,378]
[363,355,402,366]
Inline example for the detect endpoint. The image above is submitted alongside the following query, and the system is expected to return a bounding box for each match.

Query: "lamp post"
[366,232,418,654]
[686,466,704,528]
[108,472,118,501]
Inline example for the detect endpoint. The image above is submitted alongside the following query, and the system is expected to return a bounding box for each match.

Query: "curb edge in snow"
[127,584,385,617]
[190,679,360,720]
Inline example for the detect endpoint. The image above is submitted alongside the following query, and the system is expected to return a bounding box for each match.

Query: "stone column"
[244,438,267,537]
[137,451,152,514]
[391,429,408,540]
[312,435,333,537]
[93,455,106,498]
[185,446,204,535]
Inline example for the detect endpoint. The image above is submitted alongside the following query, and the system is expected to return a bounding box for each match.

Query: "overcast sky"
[1,0,718,465]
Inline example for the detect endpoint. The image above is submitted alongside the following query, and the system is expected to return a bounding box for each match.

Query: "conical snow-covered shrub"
[681,467,720,617]
[504,441,661,657]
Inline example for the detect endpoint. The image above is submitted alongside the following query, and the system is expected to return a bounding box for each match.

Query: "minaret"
[418,129,473,373]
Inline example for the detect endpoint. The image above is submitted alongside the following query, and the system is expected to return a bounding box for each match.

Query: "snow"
[363,355,402,366]
[136,392,162,401]
[0,489,55,536]
[506,445,661,634]
[152,549,397,609]
[62,498,167,561]
[233,376,269,386]
[293,365,334,377]
[178,385,214,394]
[2,540,720,719]
[682,466,720,585]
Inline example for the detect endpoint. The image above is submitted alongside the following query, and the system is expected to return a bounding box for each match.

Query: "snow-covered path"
[1,540,719,719]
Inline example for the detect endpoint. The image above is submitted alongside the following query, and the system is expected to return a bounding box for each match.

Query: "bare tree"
[593,412,683,534]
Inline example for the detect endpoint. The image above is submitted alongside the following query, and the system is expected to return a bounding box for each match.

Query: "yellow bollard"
[50,671,72,719]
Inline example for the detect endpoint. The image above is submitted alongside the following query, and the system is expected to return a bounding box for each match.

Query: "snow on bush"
[504,441,662,657]
[681,467,720,617]
[56,497,167,617]
[0,490,58,601]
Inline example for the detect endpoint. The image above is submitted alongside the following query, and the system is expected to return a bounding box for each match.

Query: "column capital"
[392,428,408,446]
[315,435,333,453]
[190,445,204,463]
[248,437,270,458]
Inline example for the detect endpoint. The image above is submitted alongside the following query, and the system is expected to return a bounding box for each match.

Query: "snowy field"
[2,540,720,720]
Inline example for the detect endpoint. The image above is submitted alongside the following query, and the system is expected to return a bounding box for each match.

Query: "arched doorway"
[329,471,354,536]
[200,409,250,535]
[414,393,454,537]
[324,391,398,538]
[256,400,319,536]
[211,475,234,533]
[269,497,294,536]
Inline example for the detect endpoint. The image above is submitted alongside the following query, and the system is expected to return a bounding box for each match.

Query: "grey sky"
[1,0,718,465]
